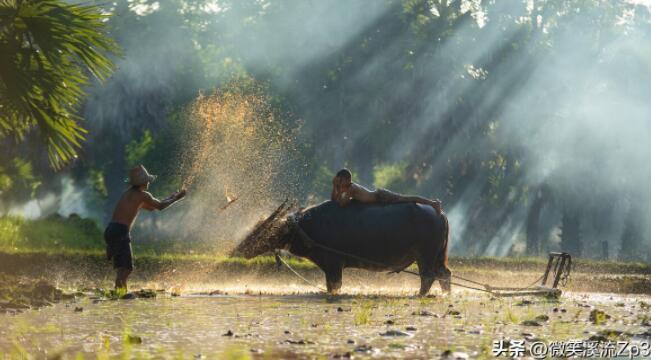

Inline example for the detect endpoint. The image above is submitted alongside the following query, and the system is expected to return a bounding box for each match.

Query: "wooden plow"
[452,252,572,297]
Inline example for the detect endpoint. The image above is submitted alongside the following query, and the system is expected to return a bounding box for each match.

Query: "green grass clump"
[354,301,373,325]
[0,217,21,248]
[504,308,519,324]
[0,215,103,252]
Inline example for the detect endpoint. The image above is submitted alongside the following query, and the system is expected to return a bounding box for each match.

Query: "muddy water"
[1,290,650,359]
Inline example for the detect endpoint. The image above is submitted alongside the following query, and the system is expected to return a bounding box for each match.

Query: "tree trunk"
[525,187,547,256]
[560,206,581,257]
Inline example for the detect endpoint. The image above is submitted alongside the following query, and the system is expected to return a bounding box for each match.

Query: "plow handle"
[553,256,568,288]
[542,254,554,286]
[541,252,572,288]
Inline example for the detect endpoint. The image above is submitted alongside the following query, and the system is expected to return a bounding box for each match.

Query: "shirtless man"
[104,165,186,291]
[331,168,442,214]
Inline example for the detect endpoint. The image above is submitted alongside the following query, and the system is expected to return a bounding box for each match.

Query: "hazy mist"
[10,0,651,259]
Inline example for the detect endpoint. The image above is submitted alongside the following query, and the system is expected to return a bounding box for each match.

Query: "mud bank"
[0,274,75,314]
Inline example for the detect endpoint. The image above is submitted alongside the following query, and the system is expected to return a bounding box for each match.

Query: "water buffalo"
[232,200,451,295]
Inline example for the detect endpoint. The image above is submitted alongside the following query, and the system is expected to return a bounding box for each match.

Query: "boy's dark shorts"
[104,222,133,271]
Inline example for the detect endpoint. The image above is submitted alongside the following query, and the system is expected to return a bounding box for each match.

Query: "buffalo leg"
[417,259,435,296]
[418,259,451,295]
[325,267,343,294]
[419,275,435,296]
[438,274,451,294]
[437,268,452,294]
[439,278,451,293]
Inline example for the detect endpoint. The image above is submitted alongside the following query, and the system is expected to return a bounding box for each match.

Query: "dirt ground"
[1,253,650,359]
[1,280,650,359]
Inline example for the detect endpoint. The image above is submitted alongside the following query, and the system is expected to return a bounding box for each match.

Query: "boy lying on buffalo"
[331,168,442,214]
[104,165,186,292]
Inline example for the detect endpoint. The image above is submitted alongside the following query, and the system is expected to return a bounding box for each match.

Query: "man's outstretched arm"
[403,195,442,214]
[375,189,442,214]
[142,190,186,211]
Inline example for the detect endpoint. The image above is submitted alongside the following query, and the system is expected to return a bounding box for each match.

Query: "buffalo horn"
[248,199,290,240]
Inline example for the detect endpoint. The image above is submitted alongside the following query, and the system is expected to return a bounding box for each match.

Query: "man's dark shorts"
[104,222,133,270]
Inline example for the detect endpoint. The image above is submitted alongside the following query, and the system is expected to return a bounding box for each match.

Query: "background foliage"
[0,0,117,168]
[1,0,650,260]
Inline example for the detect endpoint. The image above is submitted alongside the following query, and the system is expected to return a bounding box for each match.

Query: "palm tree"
[0,0,118,169]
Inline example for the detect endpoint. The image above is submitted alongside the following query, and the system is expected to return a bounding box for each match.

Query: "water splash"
[164,78,302,250]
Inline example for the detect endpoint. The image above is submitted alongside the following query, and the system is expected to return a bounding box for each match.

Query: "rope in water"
[276,252,551,295]
[276,251,493,294]
[453,273,546,292]
[275,253,326,292]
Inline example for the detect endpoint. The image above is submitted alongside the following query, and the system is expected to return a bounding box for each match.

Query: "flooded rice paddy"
[1,286,650,359]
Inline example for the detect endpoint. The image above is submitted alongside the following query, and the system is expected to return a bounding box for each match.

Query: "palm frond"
[0,0,119,169]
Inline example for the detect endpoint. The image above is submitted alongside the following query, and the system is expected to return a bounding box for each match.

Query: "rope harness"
[279,216,571,296]
[275,253,326,292]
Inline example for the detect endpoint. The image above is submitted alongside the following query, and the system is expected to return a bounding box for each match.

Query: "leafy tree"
[87,168,107,198]
[373,162,409,192]
[3,0,648,260]
[0,0,118,169]
[0,156,40,213]
[125,130,154,168]
[525,184,551,256]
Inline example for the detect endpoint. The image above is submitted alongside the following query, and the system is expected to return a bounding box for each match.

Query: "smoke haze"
[8,0,651,260]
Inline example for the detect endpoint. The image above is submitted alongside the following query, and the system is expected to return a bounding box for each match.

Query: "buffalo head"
[231,200,295,258]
